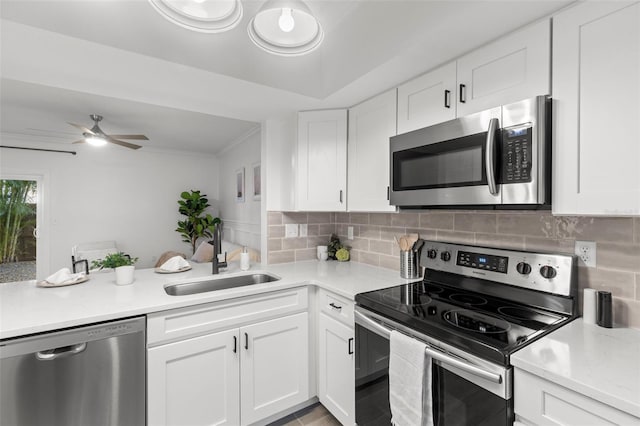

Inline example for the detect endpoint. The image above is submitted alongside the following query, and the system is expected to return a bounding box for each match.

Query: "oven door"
[355,308,513,426]
[389,106,502,208]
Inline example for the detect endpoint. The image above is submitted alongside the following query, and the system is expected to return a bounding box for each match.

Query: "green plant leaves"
[176,190,221,254]
[91,252,138,269]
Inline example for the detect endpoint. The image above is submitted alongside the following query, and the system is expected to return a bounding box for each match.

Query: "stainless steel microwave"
[390,96,551,209]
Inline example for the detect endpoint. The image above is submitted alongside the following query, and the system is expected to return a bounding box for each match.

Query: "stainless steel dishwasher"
[0,316,145,426]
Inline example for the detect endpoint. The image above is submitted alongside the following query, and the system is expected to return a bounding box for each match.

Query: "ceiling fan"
[68,114,148,150]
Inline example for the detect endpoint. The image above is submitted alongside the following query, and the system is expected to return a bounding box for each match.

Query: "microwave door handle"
[485,118,499,195]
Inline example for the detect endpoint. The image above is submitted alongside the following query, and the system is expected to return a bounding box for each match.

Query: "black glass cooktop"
[356,280,569,365]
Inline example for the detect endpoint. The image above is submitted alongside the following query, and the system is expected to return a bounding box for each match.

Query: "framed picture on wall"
[236,168,245,203]
[252,162,261,201]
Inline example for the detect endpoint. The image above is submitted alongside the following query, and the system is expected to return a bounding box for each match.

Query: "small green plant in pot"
[92,252,139,285]
[176,190,222,254]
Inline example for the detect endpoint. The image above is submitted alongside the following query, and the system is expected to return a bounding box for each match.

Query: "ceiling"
[0,0,573,155]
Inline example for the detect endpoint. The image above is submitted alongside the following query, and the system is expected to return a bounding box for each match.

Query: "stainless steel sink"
[164,273,280,296]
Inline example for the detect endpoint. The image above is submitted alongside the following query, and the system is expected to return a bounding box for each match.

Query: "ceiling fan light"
[85,135,107,147]
[148,0,243,33]
[248,0,323,56]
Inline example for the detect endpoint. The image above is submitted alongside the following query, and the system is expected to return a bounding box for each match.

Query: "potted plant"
[92,252,139,285]
[176,190,221,254]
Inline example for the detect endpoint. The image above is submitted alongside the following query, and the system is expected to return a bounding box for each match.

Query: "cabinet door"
[397,61,457,133]
[348,89,397,212]
[456,19,550,116]
[240,312,310,425]
[147,329,240,426]
[552,1,640,215]
[318,313,355,426]
[297,110,347,211]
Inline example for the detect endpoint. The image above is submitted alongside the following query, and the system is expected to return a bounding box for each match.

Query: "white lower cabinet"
[147,288,310,426]
[318,312,355,426]
[514,368,640,425]
[241,313,310,425]
[148,329,240,426]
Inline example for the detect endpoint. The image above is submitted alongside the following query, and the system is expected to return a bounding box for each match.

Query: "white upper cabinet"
[552,1,640,215]
[457,19,550,116]
[348,89,398,212]
[397,62,457,134]
[397,20,550,136]
[297,110,348,211]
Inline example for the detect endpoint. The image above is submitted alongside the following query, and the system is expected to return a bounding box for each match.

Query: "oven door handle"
[485,117,499,196]
[355,310,503,384]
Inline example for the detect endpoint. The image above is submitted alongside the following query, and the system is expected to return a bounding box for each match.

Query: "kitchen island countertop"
[511,318,640,419]
[0,260,409,340]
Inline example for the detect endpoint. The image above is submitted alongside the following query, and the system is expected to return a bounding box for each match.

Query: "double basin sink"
[164,273,280,296]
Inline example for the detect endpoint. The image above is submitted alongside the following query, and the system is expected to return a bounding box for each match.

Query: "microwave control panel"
[501,126,532,183]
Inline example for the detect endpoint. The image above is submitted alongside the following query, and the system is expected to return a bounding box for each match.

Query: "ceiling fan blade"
[68,122,96,135]
[108,134,149,140]
[106,136,142,150]
[71,139,86,144]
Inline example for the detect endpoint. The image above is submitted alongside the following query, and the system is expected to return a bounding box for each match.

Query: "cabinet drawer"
[514,368,640,425]
[148,287,308,346]
[318,288,354,326]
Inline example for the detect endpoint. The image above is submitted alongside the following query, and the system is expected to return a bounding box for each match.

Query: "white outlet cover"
[575,240,597,268]
[299,224,308,237]
[347,226,354,240]
[285,223,298,238]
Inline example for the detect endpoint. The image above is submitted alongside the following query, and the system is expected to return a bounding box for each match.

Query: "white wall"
[0,142,219,277]
[217,129,261,251]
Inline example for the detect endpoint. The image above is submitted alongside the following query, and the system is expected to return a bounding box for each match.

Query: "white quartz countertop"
[0,260,411,340]
[511,318,640,418]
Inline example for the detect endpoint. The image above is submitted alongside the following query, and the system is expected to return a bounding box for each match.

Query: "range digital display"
[457,251,508,274]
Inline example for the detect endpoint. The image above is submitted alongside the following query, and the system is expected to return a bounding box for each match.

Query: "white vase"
[115,265,135,285]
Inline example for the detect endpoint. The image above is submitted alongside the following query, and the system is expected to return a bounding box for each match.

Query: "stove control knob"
[427,249,437,259]
[516,262,531,275]
[440,251,451,262]
[540,265,557,279]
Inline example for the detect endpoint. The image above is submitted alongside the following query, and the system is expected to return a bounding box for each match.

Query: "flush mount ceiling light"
[248,0,324,56]
[149,0,243,33]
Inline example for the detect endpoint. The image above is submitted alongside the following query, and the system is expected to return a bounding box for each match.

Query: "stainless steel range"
[354,240,578,425]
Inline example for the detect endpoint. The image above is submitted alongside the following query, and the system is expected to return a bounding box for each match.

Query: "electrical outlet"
[299,224,308,237]
[575,241,597,268]
[285,224,298,238]
[347,226,354,240]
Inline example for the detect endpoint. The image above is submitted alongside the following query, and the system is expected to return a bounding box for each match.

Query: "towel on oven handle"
[389,330,433,426]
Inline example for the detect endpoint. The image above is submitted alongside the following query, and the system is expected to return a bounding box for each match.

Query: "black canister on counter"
[596,291,613,328]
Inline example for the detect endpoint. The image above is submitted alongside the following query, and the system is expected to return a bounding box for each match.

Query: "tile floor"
[268,403,341,426]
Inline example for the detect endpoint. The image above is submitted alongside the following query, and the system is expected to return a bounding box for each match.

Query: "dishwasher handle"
[36,342,87,361]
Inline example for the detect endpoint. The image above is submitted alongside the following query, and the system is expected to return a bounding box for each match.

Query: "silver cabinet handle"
[329,302,342,311]
[36,343,87,361]
[339,190,343,203]
[485,118,499,196]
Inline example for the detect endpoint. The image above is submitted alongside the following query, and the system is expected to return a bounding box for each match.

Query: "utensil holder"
[400,250,421,279]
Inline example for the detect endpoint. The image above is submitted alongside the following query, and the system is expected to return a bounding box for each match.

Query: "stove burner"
[449,293,487,306]
[444,309,511,334]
